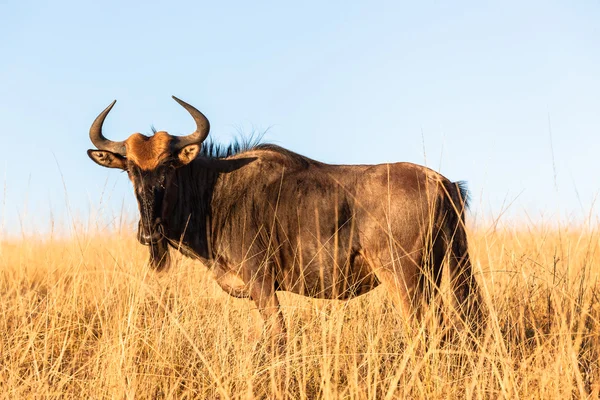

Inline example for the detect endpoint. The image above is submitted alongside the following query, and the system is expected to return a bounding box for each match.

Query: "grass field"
[1,218,599,399]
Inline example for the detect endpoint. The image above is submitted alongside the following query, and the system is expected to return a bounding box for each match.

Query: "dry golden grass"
[1,220,599,399]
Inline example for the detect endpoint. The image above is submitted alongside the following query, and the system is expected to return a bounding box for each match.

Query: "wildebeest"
[87,96,481,349]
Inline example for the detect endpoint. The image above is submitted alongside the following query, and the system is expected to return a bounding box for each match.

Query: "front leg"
[213,264,250,299]
[245,269,287,354]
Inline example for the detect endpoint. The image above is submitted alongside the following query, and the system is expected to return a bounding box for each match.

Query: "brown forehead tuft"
[125,131,173,170]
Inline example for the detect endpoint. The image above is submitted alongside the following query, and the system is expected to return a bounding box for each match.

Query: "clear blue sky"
[1,0,598,234]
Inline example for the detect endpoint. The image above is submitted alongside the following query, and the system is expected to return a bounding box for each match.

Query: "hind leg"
[364,249,435,362]
[433,228,483,342]
[363,250,423,323]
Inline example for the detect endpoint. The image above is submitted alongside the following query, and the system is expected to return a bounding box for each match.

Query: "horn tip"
[172,95,185,105]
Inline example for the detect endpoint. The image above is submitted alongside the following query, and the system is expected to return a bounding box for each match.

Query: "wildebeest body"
[163,145,465,304]
[87,97,481,350]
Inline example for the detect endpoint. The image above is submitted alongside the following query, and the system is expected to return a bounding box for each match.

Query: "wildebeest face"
[86,97,208,270]
[129,163,171,247]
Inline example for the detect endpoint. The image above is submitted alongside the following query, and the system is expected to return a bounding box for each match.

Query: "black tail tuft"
[455,180,471,210]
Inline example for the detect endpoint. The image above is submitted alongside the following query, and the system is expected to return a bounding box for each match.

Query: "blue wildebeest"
[87,96,481,349]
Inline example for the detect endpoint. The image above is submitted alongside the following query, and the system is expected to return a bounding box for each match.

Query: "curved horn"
[89,100,126,155]
[172,96,210,150]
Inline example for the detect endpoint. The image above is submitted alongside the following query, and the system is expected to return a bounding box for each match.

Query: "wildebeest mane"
[149,127,266,159]
[200,131,266,159]
[201,133,317,168]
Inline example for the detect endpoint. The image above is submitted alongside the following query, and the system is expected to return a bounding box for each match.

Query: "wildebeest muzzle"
[137,218,165,245]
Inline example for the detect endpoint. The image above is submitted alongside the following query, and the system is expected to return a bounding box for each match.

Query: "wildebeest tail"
[443,180,483,327]
[455,180,470,211]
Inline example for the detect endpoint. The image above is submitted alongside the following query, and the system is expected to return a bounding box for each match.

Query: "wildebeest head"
[86,96,209,270]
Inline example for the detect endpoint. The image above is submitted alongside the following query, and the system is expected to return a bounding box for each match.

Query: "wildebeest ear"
[177,144,200,165]
[87,149,127,170]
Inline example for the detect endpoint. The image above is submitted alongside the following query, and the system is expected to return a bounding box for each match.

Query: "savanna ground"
[1,216,599,399]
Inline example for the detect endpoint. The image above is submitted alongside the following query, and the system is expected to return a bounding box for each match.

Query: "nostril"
[137,219,165,245]
[137,229,152,245]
